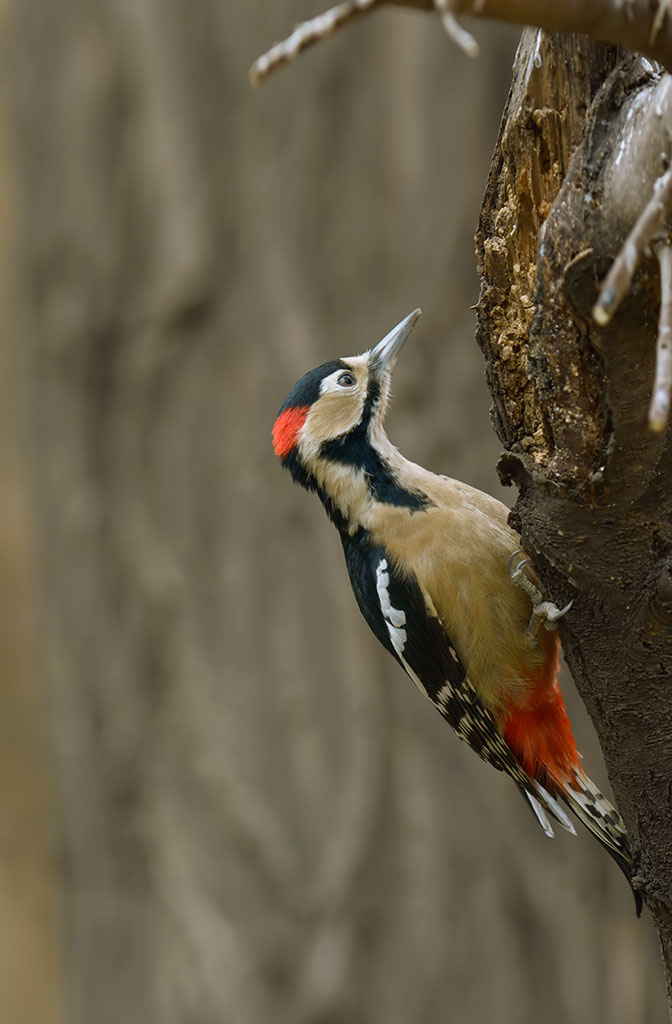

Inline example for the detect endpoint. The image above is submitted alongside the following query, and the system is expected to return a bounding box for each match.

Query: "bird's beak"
[370,308,422,373]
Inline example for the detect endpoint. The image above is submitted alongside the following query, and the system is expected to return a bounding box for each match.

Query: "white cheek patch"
[375,558,407,657]
[319,371,342,396]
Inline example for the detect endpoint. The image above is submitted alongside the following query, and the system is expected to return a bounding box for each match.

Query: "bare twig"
[593,167,672,326]
[651,0,671,46]
[249,0,380,85]
[651,241,672,430]
[433,0,479,57]
[249,0,480,85]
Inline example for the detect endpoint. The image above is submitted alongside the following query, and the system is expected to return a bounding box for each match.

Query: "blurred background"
[0,1,666,1021]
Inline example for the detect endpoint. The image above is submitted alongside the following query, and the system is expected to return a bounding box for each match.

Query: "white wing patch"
[375,558,407,656]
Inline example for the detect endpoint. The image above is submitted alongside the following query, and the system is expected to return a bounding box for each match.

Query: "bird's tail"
[562,769,642,915]
[562,769,627,857]
[562,768,631,863]
[521,768,641,915]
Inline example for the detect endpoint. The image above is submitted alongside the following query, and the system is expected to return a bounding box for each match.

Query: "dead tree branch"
[251,0,672,84]
[250,0,378,85]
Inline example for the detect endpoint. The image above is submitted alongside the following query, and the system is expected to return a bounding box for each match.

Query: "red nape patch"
[503,679,581,793]
[272,406,309,458]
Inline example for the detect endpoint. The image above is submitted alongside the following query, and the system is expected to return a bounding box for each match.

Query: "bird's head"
[272,309,421,482]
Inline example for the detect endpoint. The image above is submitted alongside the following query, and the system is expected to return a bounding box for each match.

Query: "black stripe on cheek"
[361,376,380,427]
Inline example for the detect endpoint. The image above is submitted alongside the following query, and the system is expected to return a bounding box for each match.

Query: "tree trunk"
[477,28,672,1011]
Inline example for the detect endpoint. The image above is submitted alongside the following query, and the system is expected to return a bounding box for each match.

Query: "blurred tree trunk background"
[0,1,666,1022]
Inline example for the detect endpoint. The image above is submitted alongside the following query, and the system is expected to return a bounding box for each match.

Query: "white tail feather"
[525,790,554,838]
[534,781,577,835]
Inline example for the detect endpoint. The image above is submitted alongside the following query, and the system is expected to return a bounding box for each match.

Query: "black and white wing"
[340,527,576,838]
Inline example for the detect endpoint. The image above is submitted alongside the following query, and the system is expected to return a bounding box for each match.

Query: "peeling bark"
[476,29,672,1010]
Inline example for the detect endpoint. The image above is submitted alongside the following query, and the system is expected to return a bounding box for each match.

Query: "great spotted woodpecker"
[273,309,639,907]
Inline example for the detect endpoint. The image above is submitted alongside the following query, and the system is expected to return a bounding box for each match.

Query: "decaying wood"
[476,33,623,474]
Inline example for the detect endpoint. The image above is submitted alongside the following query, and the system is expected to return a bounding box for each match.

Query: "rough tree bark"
[476,28,672,1009]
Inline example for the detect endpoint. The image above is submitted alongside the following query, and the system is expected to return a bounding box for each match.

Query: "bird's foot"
[508,550,573,638]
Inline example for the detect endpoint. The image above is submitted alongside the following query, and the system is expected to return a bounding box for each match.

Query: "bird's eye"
[337,371,356,388]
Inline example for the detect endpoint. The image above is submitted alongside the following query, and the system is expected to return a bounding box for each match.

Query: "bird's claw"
[527,598,574,636]
[508,549,573,637]
[507,550,530,578]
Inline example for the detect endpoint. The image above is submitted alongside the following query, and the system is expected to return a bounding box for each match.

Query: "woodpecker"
[273,309,639,909]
